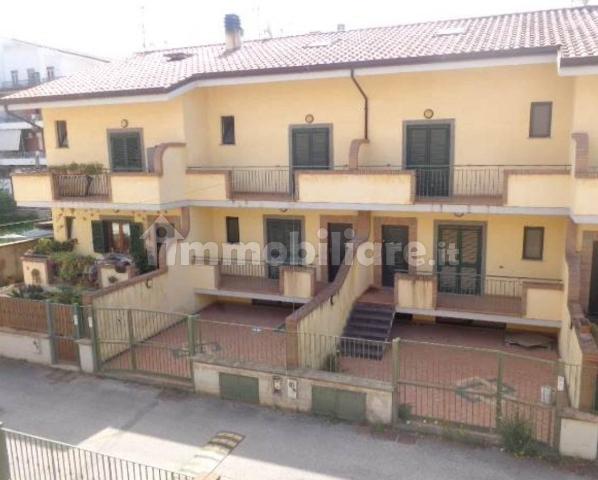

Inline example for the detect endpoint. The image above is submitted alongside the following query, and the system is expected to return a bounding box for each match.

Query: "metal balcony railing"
[436,272,523,297]
[51,172,111,199]
[230,167,291,195]
[408,164,570,198]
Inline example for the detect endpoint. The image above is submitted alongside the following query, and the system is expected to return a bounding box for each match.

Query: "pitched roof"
[3,6,598,105]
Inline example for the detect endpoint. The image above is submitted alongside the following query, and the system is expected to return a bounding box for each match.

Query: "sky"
[1,0,595,59]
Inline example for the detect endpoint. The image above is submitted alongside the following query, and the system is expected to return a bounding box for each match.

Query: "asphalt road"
[0,358,592,480]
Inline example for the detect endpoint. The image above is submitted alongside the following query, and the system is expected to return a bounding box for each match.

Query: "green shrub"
[397,403,412,422]
[47,286,82,305]
[31,238,75,255]
[50,162,104,175]
[322,352,340,372]
[499,414,537,457]
[9,285,47,300]
[50,252,95,285]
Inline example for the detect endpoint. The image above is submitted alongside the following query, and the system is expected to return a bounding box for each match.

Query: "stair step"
[346,321,389,332]
[350,311,392,321]
[354,304,395,315]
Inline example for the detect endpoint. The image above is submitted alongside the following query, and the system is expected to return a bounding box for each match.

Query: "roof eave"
[1,46,559,108]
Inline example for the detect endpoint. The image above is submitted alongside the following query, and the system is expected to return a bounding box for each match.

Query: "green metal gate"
[312,386,366,422]
[92,307,192,384]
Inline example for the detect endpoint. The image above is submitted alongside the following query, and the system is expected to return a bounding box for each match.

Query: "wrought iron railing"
[408,164,569,198]
[230,167,291,195]
[436,272,524,297]
[195,256,306,283]
[52,172,110,199]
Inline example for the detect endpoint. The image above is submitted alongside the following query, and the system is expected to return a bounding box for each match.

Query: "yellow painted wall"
[506,173,571,208]
[572,75,598,166]
[370,212,566,281]
[297,172,413,204]
[179,64,573,168]
[42,100,185,167]
[11,174,53,203]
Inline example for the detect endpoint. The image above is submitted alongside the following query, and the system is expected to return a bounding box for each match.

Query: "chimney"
[337,24,345,32]
[224,14,242,51]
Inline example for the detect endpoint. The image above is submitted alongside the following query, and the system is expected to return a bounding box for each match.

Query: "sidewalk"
[0,358,591,480]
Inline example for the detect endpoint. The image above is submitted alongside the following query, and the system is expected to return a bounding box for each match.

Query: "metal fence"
[436,272,524,298]
[0,297,82,366]
[1,426,193,480]
[396,340,559,444]
[51,172,111,199]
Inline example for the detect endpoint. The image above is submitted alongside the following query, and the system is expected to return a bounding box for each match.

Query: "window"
[291,127,331,169]
[46,66,55,80]
[65,216,74,240]
[529,102,552,138]
[109,130,144,172]
[56,121,68,148]
[221,116,235,145]
[91,220,144,254]
[226,216,240,243]
[10,70,18,86]
[523,227,544,260]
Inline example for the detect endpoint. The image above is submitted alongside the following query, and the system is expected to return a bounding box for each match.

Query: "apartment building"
[0,38,107,192]
[4,7,598,407]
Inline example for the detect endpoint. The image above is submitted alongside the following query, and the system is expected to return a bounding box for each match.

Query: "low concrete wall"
[192,355,393,425]
[559,408,598,460]
[0,239,39,286]
[0,327,52,365]
[395,273,436,310]
[281,266,315,299]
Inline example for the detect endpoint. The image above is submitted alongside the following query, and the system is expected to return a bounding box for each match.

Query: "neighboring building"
[0,38,107,193]
[4,7,598,409]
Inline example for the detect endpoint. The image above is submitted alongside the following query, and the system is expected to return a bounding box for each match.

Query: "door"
[381,225,409,287]
[327,223,354,282]
[312,386,366,422]
[265,218,303,279]
[291,127,330,192]
[589,242,598,316]
[405,124,451,197]
[220,373,259,404]
[437,225,483,295]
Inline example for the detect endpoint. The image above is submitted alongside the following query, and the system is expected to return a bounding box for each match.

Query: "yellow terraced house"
[4,8,598,409]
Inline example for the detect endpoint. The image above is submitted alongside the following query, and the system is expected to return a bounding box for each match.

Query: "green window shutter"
[309,128,329,168]
[129,222,145,254]
[110,132,143,171]
[91,221,107,253]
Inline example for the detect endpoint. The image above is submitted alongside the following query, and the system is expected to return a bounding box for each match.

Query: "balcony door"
[405,123,451,197]
[327,223,354,282]
[382,225,410,287]
[265,218,303,279]
[291,126,330,193]
[437,224,483,295]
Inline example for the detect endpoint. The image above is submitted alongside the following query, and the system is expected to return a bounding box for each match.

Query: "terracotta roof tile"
[4,6,598,104]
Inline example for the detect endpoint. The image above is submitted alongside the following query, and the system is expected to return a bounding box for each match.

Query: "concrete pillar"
[77,339,95,374]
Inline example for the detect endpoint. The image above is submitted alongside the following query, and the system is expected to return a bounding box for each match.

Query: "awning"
[0,129,22,151]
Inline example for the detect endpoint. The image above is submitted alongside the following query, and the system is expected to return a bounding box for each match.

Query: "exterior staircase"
[340,302,395,360]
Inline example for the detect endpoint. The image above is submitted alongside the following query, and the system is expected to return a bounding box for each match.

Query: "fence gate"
[48,303,81,366]
[92,307,192,384]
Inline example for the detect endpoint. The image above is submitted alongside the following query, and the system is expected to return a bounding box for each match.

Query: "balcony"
[411,164,570,204]
[193,258,324,303]
[395,272,563,327]
[51,171,111,200]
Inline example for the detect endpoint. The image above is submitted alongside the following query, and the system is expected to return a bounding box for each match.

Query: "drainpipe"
[350,69,368,141]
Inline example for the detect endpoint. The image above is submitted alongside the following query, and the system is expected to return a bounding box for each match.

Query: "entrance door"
[589,242,598,316]
[265,218,303,279]
[405,124,451,197]
[381,225,409,287]
[437,225,483,295]
[327,223,354,282]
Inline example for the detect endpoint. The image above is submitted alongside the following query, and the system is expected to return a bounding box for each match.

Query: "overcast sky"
[2,0,594,59]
